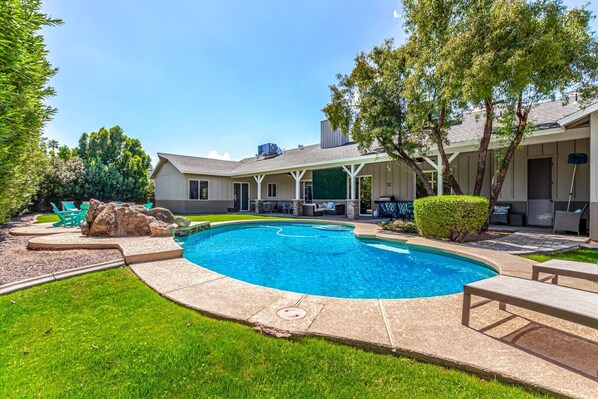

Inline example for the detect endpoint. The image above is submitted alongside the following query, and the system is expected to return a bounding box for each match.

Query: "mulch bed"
[0,214,123,285]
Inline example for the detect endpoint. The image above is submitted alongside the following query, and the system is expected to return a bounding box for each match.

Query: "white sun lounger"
[462,275,598,329]
[532,259,598,285]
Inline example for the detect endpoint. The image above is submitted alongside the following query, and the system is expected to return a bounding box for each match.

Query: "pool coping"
[14,220,598,398]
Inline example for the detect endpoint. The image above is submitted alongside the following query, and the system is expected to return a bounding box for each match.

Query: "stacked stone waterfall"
[81,199,191,237]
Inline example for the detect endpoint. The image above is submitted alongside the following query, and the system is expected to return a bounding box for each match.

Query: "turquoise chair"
[62,201,77,211]
[51,202,80,227]
[142,202,153,210]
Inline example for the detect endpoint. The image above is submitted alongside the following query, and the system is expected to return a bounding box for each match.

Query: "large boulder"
[174,216,191,227]
[139,207,176,224]
[82,199,178,237]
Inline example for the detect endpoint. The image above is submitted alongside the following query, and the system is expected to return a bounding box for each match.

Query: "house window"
[267,183,277,198]
[189,180,209,200]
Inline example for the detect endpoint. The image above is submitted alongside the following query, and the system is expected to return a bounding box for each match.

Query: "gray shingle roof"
[156,99,585,177]
[447,100,581,143]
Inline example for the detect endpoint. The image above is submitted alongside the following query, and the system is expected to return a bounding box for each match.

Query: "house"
[151,95,598,240]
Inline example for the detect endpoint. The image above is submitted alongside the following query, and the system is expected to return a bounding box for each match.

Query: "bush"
[413,195,489,242]
[379,220,419,234]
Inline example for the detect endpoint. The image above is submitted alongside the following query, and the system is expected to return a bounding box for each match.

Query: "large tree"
[78,126,152,202]
[0,0,61,223]
[323,41,435,196]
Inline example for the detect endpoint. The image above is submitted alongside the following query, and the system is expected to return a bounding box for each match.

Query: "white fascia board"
[558,102,598,126]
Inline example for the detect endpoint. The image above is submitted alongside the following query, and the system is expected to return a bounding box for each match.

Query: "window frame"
[189,179,209,200]
[267,182,277,198]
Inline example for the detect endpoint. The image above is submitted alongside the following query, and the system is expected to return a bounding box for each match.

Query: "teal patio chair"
[142,202,153,210]
[51,202,80,227]
[78,203,89,225]
[62,201,77,211]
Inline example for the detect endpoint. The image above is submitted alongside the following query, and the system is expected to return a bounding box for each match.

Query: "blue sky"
[41,1,596,163]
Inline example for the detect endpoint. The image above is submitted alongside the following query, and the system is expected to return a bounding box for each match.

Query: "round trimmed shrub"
[413,195,489,242]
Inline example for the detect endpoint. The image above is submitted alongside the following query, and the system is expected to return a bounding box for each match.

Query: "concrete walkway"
[468,229,589,254]
[9,220,598,398]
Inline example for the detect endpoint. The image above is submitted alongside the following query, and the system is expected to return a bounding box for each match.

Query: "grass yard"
[35,213,289,224]
[523,247,598,264]
[0,268,544,399]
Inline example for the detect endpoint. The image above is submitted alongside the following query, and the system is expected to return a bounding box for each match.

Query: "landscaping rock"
[141,207,176,224]
[174,216,191,227]
[149,221,176,236]
[82,199,178,237]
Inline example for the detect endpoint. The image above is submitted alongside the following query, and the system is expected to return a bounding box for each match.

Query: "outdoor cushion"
[327,202,334,209]
[493,206,510,214]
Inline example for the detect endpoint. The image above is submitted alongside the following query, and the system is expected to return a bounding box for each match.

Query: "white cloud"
[206,150,231,161]
[393,10,401,19]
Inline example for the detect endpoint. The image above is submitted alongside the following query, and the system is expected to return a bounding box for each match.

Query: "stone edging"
[0,260,124,296]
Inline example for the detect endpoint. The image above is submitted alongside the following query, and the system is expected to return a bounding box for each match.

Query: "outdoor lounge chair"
[51,202,81,227]
[62,201,77,211]
[461,275,598,329]
[397,201,414,220]
[553,204,588,235]
[532,259,598,285]
[489,203,511,225]
[281,202,292,214]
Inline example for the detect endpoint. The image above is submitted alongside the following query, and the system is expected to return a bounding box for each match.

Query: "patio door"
[358,176,372,216]
[527,158,553,226]
[303,181,313,203]
[233,183,250,211]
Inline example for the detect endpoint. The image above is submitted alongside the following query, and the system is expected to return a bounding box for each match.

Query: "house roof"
[153,99,590,178]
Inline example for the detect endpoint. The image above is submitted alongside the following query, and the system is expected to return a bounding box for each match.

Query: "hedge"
[413,195,489,242]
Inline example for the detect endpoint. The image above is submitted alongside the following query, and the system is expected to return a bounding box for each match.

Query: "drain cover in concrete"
[277,307,307,320]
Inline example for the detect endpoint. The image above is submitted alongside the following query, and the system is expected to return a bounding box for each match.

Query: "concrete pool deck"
[12,220,598,398]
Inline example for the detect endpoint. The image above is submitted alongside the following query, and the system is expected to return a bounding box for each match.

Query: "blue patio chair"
[379,202,397,220]
[62,201,77,211]
[142,202,153,210]
[51,202,80,227]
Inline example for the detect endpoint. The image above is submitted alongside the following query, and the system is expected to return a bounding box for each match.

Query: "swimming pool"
[177,222,497,299]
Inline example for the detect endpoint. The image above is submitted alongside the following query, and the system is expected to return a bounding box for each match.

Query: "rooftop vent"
[257,143,281,160]
[298,144,304,150]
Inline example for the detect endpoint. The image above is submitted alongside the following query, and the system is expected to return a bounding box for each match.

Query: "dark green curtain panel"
[313,168,347,200]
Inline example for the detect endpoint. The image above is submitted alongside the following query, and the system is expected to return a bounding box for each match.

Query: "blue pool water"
[178,223,497,299]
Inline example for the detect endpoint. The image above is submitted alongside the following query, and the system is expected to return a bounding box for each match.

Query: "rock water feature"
[81,199,191,237]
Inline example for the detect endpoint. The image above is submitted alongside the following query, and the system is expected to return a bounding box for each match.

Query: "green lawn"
[523,247,598,264]
[0,268,543,398]
[35,213,289,224]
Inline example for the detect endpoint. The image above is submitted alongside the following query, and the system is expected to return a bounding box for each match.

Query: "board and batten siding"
[184,174,234,201]
[357,161,416,200]
[154,161,187,200]
[496,138,590,202]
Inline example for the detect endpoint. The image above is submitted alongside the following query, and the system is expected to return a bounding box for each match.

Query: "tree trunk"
[432,107,463,195]
[488,104,530,219]
[402,153,435,196]
[473,98,494,196]
[388,140,435,196]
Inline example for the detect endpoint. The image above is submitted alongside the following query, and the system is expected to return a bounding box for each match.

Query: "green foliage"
[79,126,152,202]
[313,168,347,200]
[380,220,419,234]
[414,196,489,242]
[0,268,543,398]
[35,126,153,207]
[0,0,61,223]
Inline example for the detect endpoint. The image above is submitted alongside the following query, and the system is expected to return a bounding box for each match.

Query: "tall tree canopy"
[325,0,598,217]
[78,126,153,202]
[0,0,61,223]
[36,126,153,207]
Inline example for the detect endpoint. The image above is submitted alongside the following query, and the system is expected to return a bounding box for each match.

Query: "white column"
[341,163,365,199]
[253,175,265,200]
[423,153,459,196]
[590,112,598,240]
[290,170,306,200]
